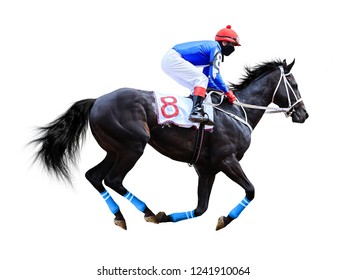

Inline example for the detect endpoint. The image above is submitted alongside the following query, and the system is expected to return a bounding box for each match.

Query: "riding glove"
[226,90,236,103]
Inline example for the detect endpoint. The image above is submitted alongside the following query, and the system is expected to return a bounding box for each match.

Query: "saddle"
[154,91,216,131]
[154,90,223,165]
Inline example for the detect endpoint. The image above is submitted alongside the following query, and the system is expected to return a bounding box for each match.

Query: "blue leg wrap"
[228,197,251,219]
[101,190,119,214]
[124,192,147,212]
[170,210,195,222]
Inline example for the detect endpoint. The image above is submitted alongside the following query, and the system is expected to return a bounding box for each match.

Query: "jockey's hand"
[225,90,236,103]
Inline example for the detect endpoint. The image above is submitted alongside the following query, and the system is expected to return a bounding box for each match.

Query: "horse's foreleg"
[215,197,251,230]
[156,210,196,223]
[216,154,255,231]
[156,172,215,224]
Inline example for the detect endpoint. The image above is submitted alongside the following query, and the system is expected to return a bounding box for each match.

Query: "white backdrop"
[1,0,346,279]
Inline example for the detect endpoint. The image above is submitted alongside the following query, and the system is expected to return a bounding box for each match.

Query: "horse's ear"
[285,58,295,73]
[282,59,287,66]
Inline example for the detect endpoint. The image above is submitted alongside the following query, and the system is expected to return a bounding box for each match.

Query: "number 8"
[160,96,179,118]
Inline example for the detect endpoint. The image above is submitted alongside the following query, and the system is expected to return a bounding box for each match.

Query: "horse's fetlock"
[246,192,255,201]
[194,207,207,217]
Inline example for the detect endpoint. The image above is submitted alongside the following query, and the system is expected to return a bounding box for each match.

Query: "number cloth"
[154,92,214,130]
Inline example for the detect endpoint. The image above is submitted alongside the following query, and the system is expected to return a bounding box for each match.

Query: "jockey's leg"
[161,49,212,124]
[189,87,209,123]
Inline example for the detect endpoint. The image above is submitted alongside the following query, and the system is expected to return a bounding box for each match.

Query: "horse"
[30,59,309,230]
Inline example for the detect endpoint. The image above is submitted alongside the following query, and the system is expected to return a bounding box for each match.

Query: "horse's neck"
[238,73,277,129]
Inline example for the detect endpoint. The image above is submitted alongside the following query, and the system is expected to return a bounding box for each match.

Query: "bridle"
[271,66,303,117]
[233,66,303,117]
[205,65,304,132]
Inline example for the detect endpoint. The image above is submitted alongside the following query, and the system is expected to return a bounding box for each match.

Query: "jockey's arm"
[208,48,229,93]
[203,67,219,90]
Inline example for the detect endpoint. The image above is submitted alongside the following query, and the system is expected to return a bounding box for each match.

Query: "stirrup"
[201,111,214,125]
[189,112,209,123]
[203,117,214,126]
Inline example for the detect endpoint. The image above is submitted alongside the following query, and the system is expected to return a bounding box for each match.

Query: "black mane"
[230,59,285,91]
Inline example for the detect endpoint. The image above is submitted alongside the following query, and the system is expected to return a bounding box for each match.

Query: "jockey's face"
[221,41,235,56]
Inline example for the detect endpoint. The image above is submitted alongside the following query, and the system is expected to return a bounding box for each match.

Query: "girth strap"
[189,123,205,166]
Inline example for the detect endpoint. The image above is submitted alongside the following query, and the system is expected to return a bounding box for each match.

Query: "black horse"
[30,59,308,230]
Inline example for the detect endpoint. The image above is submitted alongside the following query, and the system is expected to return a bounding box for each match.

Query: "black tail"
[30,99,96,183]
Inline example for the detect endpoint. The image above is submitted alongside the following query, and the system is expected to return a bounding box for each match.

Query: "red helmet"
[215,25,241,46]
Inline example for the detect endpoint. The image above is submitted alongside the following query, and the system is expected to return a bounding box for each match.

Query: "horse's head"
[272,59,309,123]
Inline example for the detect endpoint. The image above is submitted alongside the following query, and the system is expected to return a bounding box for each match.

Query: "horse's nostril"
[304,109,309,119]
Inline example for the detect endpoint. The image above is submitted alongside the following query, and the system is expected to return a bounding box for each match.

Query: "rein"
[207,66,303,132]
[208,98,254,132]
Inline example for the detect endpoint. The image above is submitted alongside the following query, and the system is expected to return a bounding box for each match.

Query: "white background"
[1,0,346,279]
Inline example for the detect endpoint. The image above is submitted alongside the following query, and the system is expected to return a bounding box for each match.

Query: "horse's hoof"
[155,211,171,223]
[155,211,166,222]
[144,215,159,224]
[216,216,234,231]
[114,219,127,230]
[216,216,226,231]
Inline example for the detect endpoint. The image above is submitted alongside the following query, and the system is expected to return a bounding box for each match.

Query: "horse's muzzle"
[291,107,309,123]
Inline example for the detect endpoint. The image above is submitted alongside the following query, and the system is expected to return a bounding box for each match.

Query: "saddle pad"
[154,91,214,130]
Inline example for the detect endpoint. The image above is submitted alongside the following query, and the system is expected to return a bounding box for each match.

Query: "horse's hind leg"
[88,93,158,228]
[85,153,127,230]
[103,149,158,226]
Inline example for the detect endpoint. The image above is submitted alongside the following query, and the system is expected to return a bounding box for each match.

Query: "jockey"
[161,25,240,123]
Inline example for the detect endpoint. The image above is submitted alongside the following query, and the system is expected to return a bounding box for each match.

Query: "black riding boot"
[189,95,209,123]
